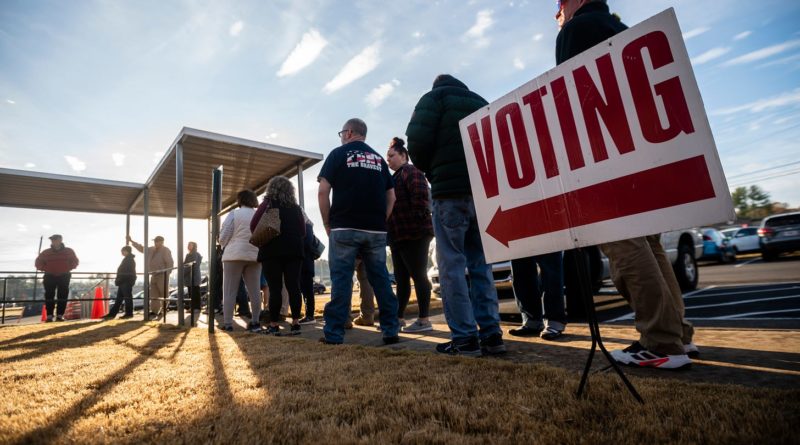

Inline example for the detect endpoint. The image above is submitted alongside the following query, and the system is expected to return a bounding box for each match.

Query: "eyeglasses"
[338,129,351,138]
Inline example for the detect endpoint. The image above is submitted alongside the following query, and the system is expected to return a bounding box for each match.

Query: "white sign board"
[459,8,734,264]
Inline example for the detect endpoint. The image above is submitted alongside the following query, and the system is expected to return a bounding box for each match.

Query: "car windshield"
[765,214,800,228]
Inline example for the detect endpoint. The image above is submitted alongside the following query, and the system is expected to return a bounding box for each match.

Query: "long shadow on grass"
[11,325,182,445]
[0,321,143,365]
[0,321,100,347]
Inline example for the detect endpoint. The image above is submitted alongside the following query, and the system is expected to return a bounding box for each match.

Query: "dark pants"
[262,256,302,322]
[43,273,70,317]
[108,283,134,317]
[300,257,315,317]
[236,280,251,315]
[510,252,566,330]
[187,285,201,311]
[390,236,433,318]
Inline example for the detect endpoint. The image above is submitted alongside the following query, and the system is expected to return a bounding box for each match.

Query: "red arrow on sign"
[485,155,716,246]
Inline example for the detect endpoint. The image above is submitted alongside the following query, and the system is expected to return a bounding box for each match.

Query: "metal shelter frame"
[0,127,323,329]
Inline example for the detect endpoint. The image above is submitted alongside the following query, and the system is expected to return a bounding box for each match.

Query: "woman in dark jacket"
[385,137,434,332]
[104,245,137,320]
[251,176,306,335]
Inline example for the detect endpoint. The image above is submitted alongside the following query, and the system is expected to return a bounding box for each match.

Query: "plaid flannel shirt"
[387,163,434,244]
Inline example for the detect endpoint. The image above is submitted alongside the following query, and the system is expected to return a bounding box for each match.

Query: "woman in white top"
[219,190,262,332]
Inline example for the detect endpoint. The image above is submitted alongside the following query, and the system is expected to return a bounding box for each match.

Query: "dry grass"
[1,321,798,444]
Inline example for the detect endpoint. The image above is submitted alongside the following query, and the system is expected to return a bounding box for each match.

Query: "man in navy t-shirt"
[318,118,400,344]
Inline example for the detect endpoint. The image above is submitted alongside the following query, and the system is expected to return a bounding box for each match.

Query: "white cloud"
[733,31,752,41]
[532,33,543,42]
[463,9,494,48]
[412,31,423,39]
[64,155,86,172]
[682,26,710,41]
[513,57,525,70]
[365,79,400,108]
[265,132,278,140]
[16,224,27,232]
[229,20,244,37]
[24,162,35,168]
[111,153,125,167]
[756,52,800,69]
[323,43,381,94]
[691,47,731,65]
[723,39,800,66]
[41,224,52,230]
[713,88,800,115]
[277,29,328,77]
[6,99,14,104]
[153,152,163,164]
[404,45,425,59]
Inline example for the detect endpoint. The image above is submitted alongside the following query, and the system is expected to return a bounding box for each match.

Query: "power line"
[728,168,800,188]
[726,160,800,179]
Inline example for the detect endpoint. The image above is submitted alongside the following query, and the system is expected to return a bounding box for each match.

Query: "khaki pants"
[149,272,168,315]
[600,235,693,355]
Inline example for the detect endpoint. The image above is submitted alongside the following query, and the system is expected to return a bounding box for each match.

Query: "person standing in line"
[555,0,695,369]
[298,212,318,325]
[318,118,399,345]
[104,245,136,320]
[406,75,505,356]
[251,176,306,336]
[508,253,567,340]
[128,235,174,320]
[219,189,263,332]
[35,234,79,322]
[351,258,377,327]
[385,137,434,333]
[183,241,203,326]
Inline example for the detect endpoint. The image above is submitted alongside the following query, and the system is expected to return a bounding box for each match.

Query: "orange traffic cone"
[90,287,106,319]
[41,306,47,322]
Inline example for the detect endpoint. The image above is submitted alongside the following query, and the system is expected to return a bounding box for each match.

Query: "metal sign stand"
[573,248,643,403]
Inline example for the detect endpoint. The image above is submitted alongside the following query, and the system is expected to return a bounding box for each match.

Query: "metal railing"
[1,262,199,326]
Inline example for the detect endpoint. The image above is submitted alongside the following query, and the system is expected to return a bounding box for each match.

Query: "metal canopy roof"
[0,127,323,219]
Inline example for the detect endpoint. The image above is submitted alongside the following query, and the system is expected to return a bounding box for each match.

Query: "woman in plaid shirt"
[386,137,435,333]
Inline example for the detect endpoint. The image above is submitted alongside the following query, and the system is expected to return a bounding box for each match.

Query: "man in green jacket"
[406,74,505,357]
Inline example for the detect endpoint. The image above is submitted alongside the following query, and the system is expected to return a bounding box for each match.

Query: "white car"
[721,227,761,253]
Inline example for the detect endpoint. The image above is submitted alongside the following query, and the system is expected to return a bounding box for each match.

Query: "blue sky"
[1,0,799,271]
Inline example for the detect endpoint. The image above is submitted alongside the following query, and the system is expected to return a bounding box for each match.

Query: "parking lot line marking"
[734,257,761,268]
[686,317,800,321]
[708,308,800,319]
[684,285,800,299]
[605,312,634,322]
[683,286,716,298]
[685,294,800,310]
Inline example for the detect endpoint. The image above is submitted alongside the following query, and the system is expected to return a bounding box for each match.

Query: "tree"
[730,185,773,219]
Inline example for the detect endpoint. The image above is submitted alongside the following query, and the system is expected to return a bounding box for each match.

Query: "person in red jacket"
[35,234,79,322]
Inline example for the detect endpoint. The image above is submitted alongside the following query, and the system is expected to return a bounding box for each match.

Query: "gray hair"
[265,176,298,207]
[344,118,367,137]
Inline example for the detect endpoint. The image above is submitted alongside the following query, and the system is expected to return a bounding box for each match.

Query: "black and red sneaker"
[610,342,692,370]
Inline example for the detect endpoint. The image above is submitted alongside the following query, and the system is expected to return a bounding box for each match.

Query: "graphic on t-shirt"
[346,150,383,172]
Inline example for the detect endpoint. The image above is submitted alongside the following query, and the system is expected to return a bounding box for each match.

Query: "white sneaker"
[611,342,692,370]
[402,319,433,333]
[683,342,699,358]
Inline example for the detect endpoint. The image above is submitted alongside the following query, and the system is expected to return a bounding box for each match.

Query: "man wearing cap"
[35,235,79,322]
[555,0,696,369]
[128,235,174,319]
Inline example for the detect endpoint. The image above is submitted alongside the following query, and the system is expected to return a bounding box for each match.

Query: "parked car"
[758,211,800,261]
[699,228,737,263]
[721,227,760,253]
[167,276,209,310]
[313,282,326,294]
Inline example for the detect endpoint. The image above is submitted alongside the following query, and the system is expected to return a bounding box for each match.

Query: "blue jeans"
[323,230,399,343]
[432,198,501,342]
[510,252,566,331]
